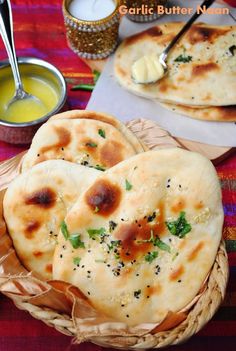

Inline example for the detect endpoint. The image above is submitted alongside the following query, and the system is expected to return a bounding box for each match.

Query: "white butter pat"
[131,54,165,84]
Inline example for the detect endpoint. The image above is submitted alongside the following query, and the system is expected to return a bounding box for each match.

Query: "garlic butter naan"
[3,160,100,280]
[115,23,236,107]
[53,149,223,326]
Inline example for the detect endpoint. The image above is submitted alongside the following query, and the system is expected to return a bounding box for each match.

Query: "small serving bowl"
[0,57,67,144]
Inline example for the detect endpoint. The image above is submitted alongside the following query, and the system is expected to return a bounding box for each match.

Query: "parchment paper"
[87,0,236,147]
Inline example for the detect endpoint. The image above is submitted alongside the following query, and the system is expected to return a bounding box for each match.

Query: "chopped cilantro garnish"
[137,230,171,253]
[145,251,158,263]
[86,142,97,148]
[172,252,179,261]
[73,257,81,265]
[94,164,105,171]
[166,212,192,238]
[69,234,85,249]
[153,237,171,253]
[125,179,132,191]
[98,129,106,138]
[87,227,106,240]
[174,54,192,63]
[61,220,69,240]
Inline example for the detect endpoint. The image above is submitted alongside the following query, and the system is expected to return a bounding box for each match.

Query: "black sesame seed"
[87,270,91,273]
[147,296,150,299]
[121,218,124,221]
[136,273,139,277]
[50,231,53,234]
[88,291,91,295]
[147,285,150,288]
[62,245,66,249]
[73,268,76,271]
[178,280,182,283]
[167,185,170,188]
[61,147,64,151]
[37,154,40,157]
[121,304,125,307]
[60,254,63,258]
[81,265,85,268]
[126,314,129,318]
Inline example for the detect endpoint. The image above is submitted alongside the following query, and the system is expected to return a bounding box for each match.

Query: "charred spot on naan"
[194,201,204,210]
[218,105,236,120]
[169,265,185,281]
[85,179,121,216]
[114,204,166,262]
[24,220,41,239]
[46,264,53,274]
[124,26,163,46]
[33,250,43,258]
[191,62,219,78]
[100,140,124,167]
[187,25,230,45]
[40,126,71,154]
[171,198,186,214]
[188,242,205,261]
[145,283,162,297]
[25,187,57,209]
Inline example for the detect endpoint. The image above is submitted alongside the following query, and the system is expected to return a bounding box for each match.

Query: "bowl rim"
[0,57,67,128]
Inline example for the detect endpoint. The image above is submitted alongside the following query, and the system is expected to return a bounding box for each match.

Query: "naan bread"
[3,160,100,280]
[22,111,145,172]
[49,110,146,154]
[115,23,236,106]
[160,102,236,122]
[53,148,223,326]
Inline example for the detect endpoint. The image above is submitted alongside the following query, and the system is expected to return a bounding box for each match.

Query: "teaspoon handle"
[160,0,216,62]
[0,0,23,92]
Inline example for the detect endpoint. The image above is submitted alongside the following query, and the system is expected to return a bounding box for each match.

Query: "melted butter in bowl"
[0,66,60,123]
[0,57,66,144]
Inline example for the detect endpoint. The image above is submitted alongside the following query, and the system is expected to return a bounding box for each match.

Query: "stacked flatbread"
[115,22,236,122]
[4,110,144,280]
[3,110,224,328]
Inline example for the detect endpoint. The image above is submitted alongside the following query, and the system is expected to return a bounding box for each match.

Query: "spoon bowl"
[0,0,45,112]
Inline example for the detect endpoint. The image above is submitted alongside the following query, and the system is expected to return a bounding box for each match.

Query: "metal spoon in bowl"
[131,0,216,84]
[0,0,44,110]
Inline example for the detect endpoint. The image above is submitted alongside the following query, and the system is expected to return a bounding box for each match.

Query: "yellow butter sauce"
[0,74,59,123]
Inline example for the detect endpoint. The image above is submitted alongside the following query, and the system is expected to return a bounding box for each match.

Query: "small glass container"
[123,0,167,23]
[62,0,120,60]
